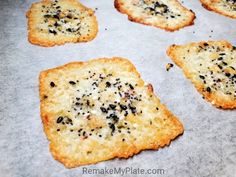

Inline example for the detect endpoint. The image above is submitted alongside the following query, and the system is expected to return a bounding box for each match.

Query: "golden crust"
[167,41,236,109]
[26,0,98,47]
[114,0,195,31]
[39,57,184,168]
[200,0,236,19]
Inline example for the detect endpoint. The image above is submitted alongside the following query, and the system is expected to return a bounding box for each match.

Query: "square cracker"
[114,0,195,31]
[26,0,98,47]
[200,0,236,19]
[39,57,184,168]
[167,41,236,109]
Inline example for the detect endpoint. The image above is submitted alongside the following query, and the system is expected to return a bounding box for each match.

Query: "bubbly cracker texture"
[39,57,184,168]
[114,0,195,31]
[26,0,98,47]
[200,0,236,18]
[167,41,236,109]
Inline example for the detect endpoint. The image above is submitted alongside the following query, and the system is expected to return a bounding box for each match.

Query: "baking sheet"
[0,0,236,177]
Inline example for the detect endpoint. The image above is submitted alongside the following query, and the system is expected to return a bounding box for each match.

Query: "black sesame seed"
[56,116,63,123]
[69,81,76,85]
[129,84,134,90]
[106,82,111,87]
[199,75,205,80]
[100,107,108,113]
[53,14,59,19]
[219,53,225,56]
[44,14,51,18]
[86,100,90,106]
[67,117,72,122]
[50,82,55,87]
[225,73,231,77]
[206,87,211,92]
[222,61,228,66]
[76,102,82,106]
[120,104,127,110]
[66,28,72,32]
[218,65,223,69]
[49,29,57,35]
[109,104,116,110]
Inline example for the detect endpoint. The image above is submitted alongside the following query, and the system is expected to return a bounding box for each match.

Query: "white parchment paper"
[0,0,235,177]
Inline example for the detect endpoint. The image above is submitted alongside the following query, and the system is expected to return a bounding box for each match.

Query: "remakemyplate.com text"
[82,167,165,176]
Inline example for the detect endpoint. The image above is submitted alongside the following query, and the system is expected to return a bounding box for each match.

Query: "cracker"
[26,0,98,47]
[167,41,236,109]
[114,0,195,31]
[39,57,184,168]
[200,0,236,19]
